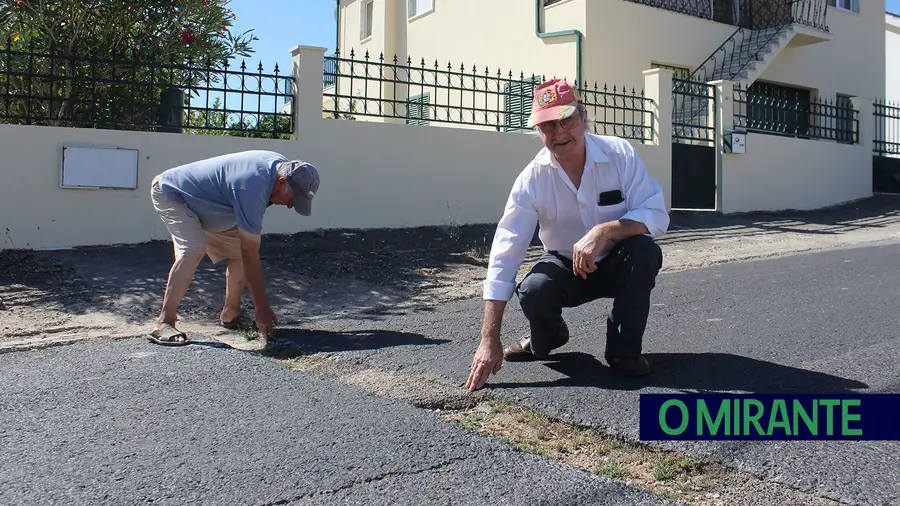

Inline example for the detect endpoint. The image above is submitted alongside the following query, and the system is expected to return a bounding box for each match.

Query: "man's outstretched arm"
[239,229,277,337]
[465,299,508,391]
[466,171,537,392]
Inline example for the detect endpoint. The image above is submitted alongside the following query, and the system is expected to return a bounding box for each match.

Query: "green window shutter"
[406,93,430,125]
[504,76,540,133]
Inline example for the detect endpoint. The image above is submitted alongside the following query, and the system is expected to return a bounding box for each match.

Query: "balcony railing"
[625,0,829,32]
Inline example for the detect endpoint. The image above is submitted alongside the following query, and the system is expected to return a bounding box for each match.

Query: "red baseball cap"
[527,78,582,128]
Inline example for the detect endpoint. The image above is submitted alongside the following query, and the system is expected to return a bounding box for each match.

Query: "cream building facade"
[887,11,900,103]
[328,0,884,125]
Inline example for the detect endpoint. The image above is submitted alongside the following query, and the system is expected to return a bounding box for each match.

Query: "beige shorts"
[150,175,241,264]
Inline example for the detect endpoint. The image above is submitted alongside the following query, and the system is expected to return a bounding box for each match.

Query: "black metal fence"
[0,40,295,138]
[322,50,654,142]
[672,77,716,144]
[733,83,857,143]
[874,99,900,156]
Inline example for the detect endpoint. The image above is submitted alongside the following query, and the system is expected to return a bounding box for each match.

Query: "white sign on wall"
[60,144,139,190]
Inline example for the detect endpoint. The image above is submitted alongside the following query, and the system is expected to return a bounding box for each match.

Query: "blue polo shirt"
[158,150,288,235]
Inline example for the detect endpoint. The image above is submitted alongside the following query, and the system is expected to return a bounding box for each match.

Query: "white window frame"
[831,0,859,14]
[407,0,435,21]
[360,0,374,42]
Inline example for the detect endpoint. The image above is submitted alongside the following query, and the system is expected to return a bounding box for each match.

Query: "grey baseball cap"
[278,160,320,216]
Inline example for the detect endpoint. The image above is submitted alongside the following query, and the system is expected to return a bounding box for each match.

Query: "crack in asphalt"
[260,455,475,505]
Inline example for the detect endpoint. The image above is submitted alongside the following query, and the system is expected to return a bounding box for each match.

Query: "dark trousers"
[515,234,663,359]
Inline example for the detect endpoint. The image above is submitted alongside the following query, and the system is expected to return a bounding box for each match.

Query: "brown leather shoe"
[503,337,535,361]
[604,351,651,376]
[503,321,570,361]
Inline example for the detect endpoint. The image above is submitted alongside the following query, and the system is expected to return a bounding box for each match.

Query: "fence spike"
[364,50,370,60]
[393,54,398,64]
[379,52,384,62]
[273,62,280,74]
[349,48,355,58]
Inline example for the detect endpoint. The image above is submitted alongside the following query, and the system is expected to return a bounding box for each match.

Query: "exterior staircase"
[706,26,795,87]
[673,0,830,141]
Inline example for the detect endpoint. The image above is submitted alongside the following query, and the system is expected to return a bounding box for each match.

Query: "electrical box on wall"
[60,144,139,189]
[724,130,747,154]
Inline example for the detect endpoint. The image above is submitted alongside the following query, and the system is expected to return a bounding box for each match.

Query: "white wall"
[887,12,900,103]
[721,133,871,213]
[0,121,670,251]
[761,2,886,101]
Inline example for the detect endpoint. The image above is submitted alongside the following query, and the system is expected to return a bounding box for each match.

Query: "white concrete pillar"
[710,79,733,213]
[642,68,674,147]
[643,68,674,211]
[850,97,874,150]
[289,45,328,139]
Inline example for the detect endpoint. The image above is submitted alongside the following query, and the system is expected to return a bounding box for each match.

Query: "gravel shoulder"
[2,194,899,350]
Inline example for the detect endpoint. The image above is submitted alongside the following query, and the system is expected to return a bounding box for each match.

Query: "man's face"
[270,177,296,208]
[537,111,586,159]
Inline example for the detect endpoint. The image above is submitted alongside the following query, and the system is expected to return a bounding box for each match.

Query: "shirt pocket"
[594,200,628,225]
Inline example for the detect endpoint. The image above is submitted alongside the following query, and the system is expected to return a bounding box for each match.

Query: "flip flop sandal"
[148,323,191,346]
[221,313,255,331]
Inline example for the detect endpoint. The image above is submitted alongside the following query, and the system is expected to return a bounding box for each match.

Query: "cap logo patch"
[538,88,558,107]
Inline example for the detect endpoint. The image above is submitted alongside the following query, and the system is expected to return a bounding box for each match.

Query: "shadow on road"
[662,194,900,246]
[488,352,870,394]
[266,328,449,355]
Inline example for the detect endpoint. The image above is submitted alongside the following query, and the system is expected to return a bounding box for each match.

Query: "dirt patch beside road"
[1,194,899,350]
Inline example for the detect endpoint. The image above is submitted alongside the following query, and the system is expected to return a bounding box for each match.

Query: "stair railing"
[685,0,829,86]
[673,0,829,141]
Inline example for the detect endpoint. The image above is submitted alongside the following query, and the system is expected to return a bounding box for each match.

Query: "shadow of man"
[487,352,869,394]
[260,328,450,357]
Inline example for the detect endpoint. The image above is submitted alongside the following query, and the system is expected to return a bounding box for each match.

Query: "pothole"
[436,400,846,506]
[265,348,847,506]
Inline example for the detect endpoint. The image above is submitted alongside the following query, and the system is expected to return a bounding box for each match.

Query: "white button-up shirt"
[483,133,670,301]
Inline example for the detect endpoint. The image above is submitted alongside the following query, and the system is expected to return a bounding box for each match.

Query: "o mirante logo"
[639,394,900,441]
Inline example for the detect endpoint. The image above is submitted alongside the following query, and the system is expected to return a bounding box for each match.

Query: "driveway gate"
[874,100,900,194]
[671,78,717,210]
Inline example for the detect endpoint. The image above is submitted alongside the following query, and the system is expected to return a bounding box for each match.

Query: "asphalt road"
[0,339,671,506]
[289,240,900,506]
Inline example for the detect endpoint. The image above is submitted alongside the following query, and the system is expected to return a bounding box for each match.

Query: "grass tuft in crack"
[441,401,724,506]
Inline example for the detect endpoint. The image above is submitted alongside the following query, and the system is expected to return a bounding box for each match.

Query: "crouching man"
[148,150,320,346]
[465,79,669,392]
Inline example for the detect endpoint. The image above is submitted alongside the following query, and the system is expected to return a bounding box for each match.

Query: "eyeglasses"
[536,113,582,134]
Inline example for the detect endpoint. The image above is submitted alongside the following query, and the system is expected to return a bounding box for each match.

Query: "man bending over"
[148,150,320,346]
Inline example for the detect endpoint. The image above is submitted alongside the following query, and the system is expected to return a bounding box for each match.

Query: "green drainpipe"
[335,0,341,54]
[534,0,584,86]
